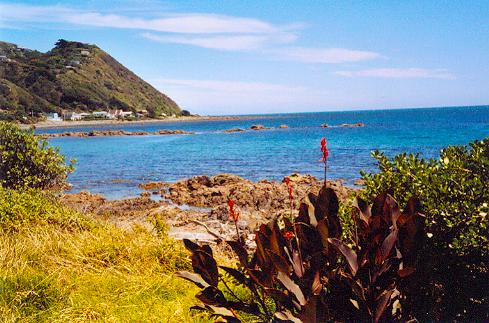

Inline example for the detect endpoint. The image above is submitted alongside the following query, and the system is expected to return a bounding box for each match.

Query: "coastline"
[30,115,269,129]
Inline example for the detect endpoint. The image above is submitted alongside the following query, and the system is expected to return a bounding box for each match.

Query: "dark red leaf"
[266,248,290,273]
[316,218,330,251]
[219,266,249,286]
[374,289,394,323]
[226,240,249,267]
[277,271,306,306]
[311,271,322,295]
[191,250,219,287]
[196,286,227,306]
[328,238,359,276]
[175,271,210,289]
[183,239,200,252]
[380,229,398,262]
[398,266,416,277]
[299,296,318,323]
[292,249,304,278]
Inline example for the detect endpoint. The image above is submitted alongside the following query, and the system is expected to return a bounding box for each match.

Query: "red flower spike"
[283,231,295,240]
[320,137,329,161]
[228,199,239,221]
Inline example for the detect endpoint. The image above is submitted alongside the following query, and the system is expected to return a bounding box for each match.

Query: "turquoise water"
[41,106,489,199]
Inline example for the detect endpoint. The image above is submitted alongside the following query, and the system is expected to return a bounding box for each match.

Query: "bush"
[177,188,426,322]
[0,122,74,190]
[0,187,91,232]
[360,138,489,320]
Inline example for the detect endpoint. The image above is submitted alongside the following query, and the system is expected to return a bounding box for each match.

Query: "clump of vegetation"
[178,138,427,322]
[179,137,488,322]
[359,138,489,320]
[178,188,425,322]
[361,139,488,257]
[0,122,74,190]
[0,119,210,321]
[0,186,206,322]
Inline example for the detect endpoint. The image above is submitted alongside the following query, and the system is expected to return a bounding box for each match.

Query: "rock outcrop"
[63,174,356,245]
[223,128,245,133]
[250,124,269,130]
[37,129,193,138]
[161,173,352,229]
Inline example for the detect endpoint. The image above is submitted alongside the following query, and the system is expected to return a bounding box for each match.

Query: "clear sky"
[1,1,489,115]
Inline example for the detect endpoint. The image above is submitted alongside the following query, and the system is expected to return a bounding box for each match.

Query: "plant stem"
[234,219,243,244]
[324,159,328,186]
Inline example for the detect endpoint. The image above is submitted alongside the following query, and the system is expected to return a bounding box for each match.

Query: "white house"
[120,111,133,118]
[63,112,82,121]
[108,109,133,119]
[92,111,109,118]
[46,112,62,122]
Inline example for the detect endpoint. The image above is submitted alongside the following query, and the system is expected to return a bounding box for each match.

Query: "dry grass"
[0,188,210,322]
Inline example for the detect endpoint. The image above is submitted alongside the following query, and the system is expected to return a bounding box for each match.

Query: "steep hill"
[0,40,181,122]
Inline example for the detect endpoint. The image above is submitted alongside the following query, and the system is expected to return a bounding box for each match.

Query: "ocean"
[39,106,489,199]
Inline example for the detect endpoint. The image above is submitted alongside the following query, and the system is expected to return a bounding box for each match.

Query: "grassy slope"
[0,189,208,322]
[57,46,181,117]
[0,40,181,119]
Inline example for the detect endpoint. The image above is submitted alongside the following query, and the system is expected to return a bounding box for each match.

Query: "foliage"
[360,138,489,320]
[0,187,90,233]
[0,187,206,322]
[0,122,74,190]
[177,187,425,322]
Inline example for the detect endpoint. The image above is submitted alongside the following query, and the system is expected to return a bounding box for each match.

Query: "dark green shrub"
[177,188,425,322]
[0,122,74,190]
[360,138,489,321]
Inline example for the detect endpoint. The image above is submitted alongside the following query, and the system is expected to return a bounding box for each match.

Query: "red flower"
[320,137,329,161]
[283,231,295,240]
[228,199,239,221]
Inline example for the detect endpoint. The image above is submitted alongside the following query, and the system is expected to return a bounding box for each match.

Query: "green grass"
[0,188,210,322]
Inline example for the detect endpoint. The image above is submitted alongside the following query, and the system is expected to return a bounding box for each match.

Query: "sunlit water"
[39,106,489,199]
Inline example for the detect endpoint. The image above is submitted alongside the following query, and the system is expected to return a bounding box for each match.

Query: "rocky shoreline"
[61,173,358,244]
[37,129,193,138]
[38,122,366,138]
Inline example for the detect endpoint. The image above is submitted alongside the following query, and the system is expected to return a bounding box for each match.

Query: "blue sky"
[1,1,488,115]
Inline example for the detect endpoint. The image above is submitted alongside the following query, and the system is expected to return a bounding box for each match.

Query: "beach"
[31,115,269,129]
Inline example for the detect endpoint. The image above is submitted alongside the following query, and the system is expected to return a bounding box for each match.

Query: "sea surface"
[39,106,489,199]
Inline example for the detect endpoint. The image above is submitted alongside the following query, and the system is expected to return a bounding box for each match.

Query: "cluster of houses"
[46,109,141,122]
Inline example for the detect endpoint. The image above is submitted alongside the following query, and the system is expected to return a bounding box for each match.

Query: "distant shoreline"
[29,115,268,129]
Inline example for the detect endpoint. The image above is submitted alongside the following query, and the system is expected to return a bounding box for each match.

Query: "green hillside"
[0,40,182,122]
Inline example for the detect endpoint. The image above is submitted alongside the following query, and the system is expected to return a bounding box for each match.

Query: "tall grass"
[0,188,209,322]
